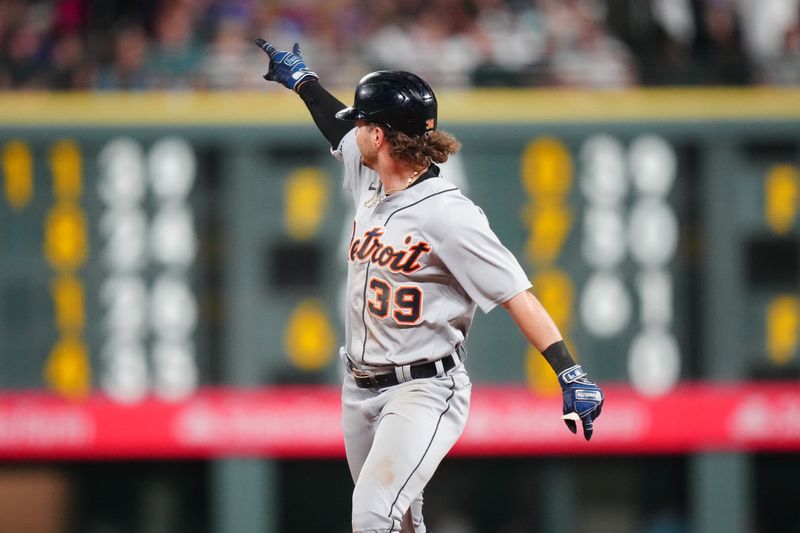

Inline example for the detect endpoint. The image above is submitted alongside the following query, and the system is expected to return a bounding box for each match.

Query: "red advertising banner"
[0,382,799,460]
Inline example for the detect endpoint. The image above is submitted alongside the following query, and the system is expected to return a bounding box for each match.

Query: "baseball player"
[255,39,604,533]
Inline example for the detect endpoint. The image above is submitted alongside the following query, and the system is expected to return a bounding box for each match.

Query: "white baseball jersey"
[334,129,531,368]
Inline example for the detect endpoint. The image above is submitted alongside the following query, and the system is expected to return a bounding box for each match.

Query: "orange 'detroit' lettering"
[349,226,432,274]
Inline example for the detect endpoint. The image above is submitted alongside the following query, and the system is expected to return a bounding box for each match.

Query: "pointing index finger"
[254,38,277,58]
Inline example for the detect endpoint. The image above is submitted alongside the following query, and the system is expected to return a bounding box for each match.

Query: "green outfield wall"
[2,89,798,398]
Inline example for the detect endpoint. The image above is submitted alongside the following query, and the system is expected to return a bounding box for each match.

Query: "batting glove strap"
[557,364,587,386]
[255,39,318,92]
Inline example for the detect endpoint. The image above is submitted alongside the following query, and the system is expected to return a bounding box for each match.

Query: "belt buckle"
[352,367,378,388]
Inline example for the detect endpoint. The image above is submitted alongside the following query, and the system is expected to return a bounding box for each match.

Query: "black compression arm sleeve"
[541,340,578,375]
[298,80,353,149]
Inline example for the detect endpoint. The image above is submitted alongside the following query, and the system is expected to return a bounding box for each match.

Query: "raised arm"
[254,39,352,149]
[503,290,604,441]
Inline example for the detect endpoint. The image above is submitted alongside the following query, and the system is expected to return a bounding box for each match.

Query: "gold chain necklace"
[363,162,429,208]
[385,163,428,195]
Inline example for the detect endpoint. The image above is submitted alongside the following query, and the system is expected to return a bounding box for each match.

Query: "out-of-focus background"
[3,0,800,90]
[1,0,799,532]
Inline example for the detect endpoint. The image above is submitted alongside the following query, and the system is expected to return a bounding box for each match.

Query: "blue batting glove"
[254,38,318,92]
[558,365,604,441]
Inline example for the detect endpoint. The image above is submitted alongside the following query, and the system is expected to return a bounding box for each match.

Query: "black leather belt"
[348,353,460,389]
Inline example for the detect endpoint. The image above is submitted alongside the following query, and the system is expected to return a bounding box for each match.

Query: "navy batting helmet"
[335,71,437,137]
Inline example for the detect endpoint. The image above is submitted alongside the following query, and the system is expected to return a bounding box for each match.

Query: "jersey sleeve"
[437,199,532,313]
[331,128,361,192]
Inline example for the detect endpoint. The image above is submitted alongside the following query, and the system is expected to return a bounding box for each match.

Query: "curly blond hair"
[380,127,462,168]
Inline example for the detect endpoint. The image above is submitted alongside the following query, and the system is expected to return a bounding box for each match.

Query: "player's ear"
[371,124,385,147]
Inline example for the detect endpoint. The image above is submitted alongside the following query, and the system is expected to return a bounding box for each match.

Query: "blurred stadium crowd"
[1,0,799,91]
